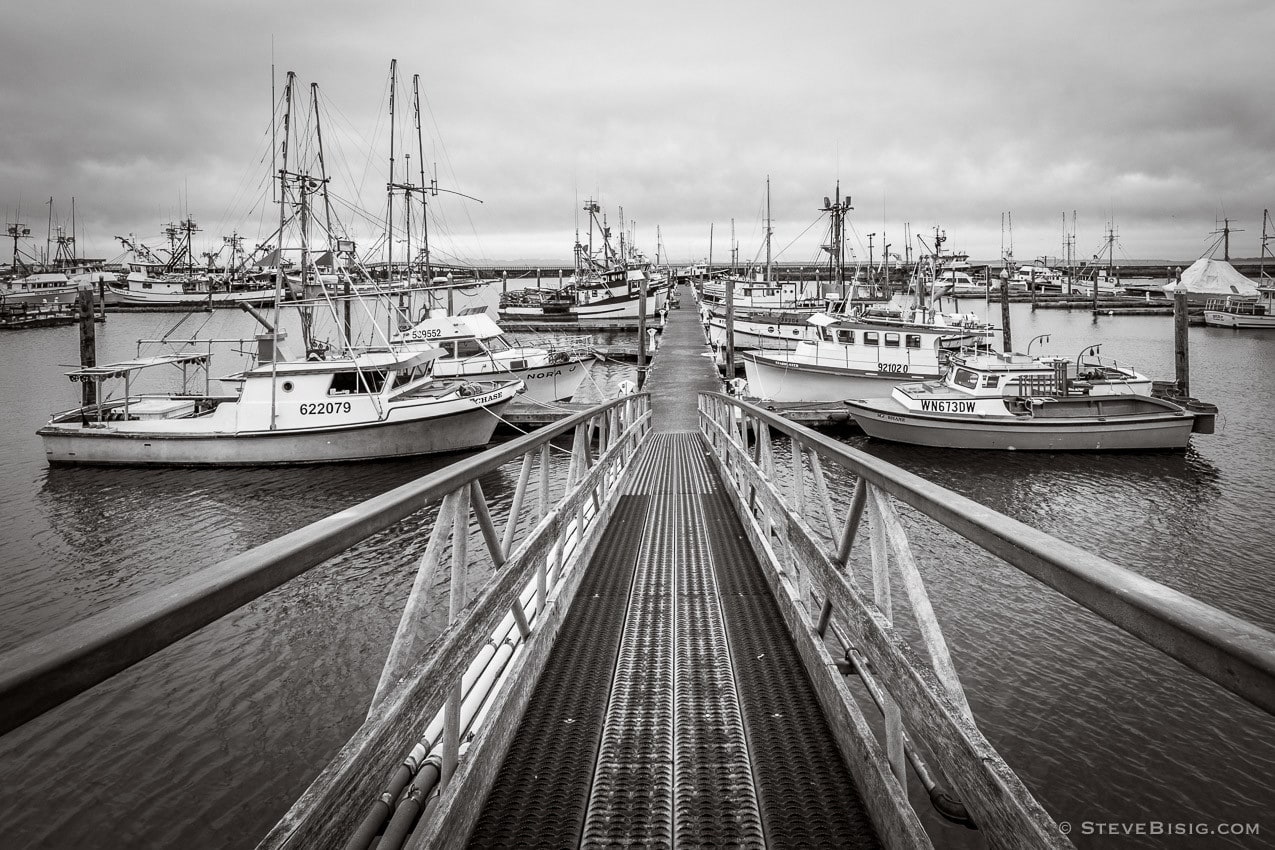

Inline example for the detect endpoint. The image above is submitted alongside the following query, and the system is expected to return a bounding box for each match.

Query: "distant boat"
[1164,256,1259,307]
[498,199,667,323]
[2,200,107,306]
[106,226,278,308]
[1203,209,1275,329]
[843,349,1208,451]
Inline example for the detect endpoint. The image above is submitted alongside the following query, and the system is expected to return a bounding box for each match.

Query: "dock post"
[1030,267,1037,311]
[637,275,648,388]
[77,288,96,407]
[1174,274,1189,397]
[999,269,1013,352]
[725,269,736,378]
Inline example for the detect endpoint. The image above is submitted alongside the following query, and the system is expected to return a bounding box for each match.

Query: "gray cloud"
[4,0,1273,266]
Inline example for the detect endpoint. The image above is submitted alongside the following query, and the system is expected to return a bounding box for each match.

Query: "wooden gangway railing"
[698,391,1275,849]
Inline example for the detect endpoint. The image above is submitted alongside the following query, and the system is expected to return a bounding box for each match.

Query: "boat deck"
[466,289,880,847]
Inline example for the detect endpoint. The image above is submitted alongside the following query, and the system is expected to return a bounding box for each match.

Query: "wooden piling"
[77,288,96,407]
[999,271,1013,352]
[1174,286,1189,396]
[637,276,648,388]
[725,269,736,378]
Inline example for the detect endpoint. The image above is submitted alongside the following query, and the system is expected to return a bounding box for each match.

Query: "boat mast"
[764,176,773,283]
[413,74,433,292]
[387,59,397,290]
[1261,209,1271,285]
[7,212,30,272]
[309,80,341,345]
[270,70,296,431]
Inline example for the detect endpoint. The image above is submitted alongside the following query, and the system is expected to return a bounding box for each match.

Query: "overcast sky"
[3,0,1273,267]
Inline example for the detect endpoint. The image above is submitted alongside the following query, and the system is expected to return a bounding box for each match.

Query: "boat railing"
[0,395,654,850]
[1204,296,1262,314]
[513,332,596,361]
[697,392,1275,847]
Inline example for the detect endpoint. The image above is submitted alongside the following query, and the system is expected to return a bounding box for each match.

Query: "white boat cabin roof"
[950,352,1054,375]
[65,353,210,381]
[237,347,444,379]
[395,310,504,344]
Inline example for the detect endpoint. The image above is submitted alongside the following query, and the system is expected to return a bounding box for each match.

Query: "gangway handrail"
[698,391,1275,848]
[0,393,650,739]
[702,393,1275,712]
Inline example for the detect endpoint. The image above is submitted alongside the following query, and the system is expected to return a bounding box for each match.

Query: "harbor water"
[0,290,1273,848]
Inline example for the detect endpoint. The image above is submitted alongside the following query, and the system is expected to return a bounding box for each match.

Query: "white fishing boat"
[39,69,525,466]
[1010,264,1065,292]
[1203,209,1275,328]
[38,347,521,466]
[393,308,594,403]
[107,226,278,308]
[741,310,994,402]
[3,206,107,306]
[843,349,1209,451]
[1204,289,1275,328]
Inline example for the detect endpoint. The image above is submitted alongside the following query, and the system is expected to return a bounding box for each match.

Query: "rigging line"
[774,214,824,259]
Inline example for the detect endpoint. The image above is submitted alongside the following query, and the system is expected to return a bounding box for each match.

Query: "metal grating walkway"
[466,429,879,848]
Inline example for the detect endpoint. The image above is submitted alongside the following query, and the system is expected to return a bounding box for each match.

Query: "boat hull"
[103,284,277,308]
[39,397,516,466]
[1203,310,1275,329]
[433,358,591,403]
[843,398,1195,451]
[742,352,938,402]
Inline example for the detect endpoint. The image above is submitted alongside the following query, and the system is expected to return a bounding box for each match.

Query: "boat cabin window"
[392,366,427,388]
[951,368,980,389]
[451,340,485,358]
[835,329,854,344]
[863,332,879,346]
[329,369,387,395]
[485,336,512,353]
[884,333,900,348]
[905,334,921,349]
[982,375,1002,388]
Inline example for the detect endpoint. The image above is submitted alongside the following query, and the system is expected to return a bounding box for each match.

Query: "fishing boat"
[1203,209,1275,329]
[842,348,1208,451]
[703,184,888,355]
[740,309,994,402]
[3,203,107,306]
[393,308,594,403]
[1010,263,1066,292]
[498,199,666,324]
[106,227,277,308]
[38,347,521,466]
[39,69,525,466]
